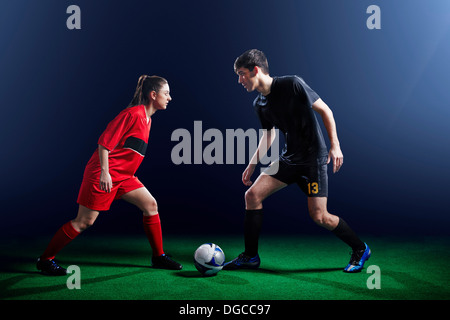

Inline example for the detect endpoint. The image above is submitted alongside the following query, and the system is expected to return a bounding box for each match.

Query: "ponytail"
[128,75,168,108]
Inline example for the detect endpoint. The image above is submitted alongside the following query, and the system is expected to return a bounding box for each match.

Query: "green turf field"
[1,234,449,301]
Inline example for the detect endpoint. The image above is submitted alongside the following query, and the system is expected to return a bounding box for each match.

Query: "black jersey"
[254,75,328,165]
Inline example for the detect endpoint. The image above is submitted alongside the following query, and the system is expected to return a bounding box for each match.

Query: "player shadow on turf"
[217,267,342,275]
[176,271,251,285]
[0,255,40,275]
[63,259,150,269]
[257,267,343,274]
[174,267,342,279]
[0,269,149,299]
[177,271,214,278]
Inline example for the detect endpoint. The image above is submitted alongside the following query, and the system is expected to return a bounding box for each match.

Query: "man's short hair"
[234,49,269,74]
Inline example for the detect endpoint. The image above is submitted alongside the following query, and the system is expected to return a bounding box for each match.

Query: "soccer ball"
[194,243,225,276]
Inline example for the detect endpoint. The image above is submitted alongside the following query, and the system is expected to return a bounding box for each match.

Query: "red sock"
[142,214,164,257]
[41,221,80,260]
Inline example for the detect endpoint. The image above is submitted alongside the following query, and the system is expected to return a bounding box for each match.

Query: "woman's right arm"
[98,144,112,193]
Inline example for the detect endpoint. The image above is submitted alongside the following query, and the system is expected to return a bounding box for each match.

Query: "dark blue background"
[1,0,449,237]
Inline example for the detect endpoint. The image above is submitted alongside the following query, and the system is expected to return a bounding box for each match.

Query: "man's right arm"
[242,128,276,186]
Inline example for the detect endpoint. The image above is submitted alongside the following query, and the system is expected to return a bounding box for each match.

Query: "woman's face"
[153,83,172,109]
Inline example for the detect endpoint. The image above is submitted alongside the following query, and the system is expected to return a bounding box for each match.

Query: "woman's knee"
[142,197,158,216]
[72,206,99,232]
[72,216,96,232]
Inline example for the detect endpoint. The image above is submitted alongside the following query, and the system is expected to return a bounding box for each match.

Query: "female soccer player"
[37,75,182,275]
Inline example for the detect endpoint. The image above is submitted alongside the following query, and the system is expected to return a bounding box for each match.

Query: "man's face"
[236,67,257,92]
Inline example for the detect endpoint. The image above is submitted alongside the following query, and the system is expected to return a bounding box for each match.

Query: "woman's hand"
[99,169,112,193]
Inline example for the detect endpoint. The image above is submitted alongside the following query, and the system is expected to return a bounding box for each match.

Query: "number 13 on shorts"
[307,182,319,195]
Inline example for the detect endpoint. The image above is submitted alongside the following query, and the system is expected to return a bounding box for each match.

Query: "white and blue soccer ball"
[194,243,225,276]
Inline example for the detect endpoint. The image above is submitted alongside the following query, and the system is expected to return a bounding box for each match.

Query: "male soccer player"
[224,49,371,273]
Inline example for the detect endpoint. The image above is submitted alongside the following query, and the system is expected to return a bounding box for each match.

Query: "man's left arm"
[312,98,344,173]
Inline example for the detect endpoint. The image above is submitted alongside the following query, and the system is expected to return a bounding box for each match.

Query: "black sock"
[332,218,365,251]
[244,209,263,257]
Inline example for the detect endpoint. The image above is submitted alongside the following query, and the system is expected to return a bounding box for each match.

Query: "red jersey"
[83,105,151,182]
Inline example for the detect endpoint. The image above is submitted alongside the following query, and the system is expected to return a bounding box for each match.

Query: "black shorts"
[263,157,328,197]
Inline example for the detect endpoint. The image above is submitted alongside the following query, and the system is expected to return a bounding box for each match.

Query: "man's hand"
[328,145,343,173]
[242,164,256,186]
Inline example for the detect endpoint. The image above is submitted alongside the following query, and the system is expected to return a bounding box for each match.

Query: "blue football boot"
[223,252,260,270]
[343,243,371,273]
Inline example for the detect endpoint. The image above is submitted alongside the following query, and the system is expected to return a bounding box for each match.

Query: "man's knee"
[245,188,262,209]
[309,205,328,225]
[308,206,338,230]
[310,213,323,226]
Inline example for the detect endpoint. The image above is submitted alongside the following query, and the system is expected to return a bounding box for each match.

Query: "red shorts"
[77,175,144,211]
